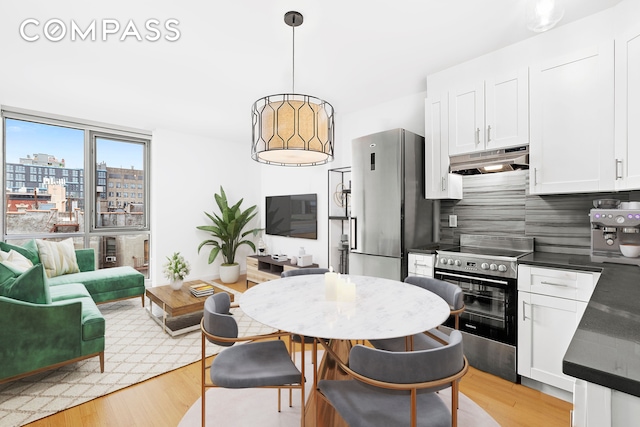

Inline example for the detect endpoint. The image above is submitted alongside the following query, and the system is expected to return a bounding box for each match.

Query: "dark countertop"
[409,243,457,255]
[519,252,640,397]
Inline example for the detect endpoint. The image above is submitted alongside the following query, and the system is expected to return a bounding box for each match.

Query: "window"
[3,110,150,277]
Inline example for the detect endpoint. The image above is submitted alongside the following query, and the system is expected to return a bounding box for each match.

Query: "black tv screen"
[265,194,317,239]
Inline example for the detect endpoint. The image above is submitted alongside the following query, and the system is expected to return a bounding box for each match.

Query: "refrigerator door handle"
[350,217,357,250]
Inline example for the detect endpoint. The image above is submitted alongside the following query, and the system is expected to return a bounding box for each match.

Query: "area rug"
[0,284,272,427]
[179,350,501,427]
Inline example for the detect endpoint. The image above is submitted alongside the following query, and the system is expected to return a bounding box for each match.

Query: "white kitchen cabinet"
[614,24,640,190]
[530,43,615,195]
[573,380,640,427]
[424,96,462,199]
[448,68,529,156]
[407,252,434,278]
[518,265,600,393]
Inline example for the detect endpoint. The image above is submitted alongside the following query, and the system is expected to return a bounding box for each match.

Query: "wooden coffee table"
[145,280,234,336]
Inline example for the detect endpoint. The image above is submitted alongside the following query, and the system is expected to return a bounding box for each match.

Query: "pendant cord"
[292,22,295,93]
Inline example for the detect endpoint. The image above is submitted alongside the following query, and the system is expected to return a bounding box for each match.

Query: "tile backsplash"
[439,170,640,254]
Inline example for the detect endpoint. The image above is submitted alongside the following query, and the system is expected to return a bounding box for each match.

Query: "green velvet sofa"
[0,241,145,384]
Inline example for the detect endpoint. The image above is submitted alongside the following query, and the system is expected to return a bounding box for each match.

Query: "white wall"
[256,162,331,268]
[151,128,260,284]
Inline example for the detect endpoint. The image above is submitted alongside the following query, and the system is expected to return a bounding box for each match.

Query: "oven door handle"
[436,270,509,286]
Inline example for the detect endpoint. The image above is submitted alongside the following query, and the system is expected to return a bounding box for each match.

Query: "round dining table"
[240,274,450,341]
[240,274,451,427]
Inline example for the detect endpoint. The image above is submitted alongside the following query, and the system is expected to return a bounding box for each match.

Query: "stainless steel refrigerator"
[349,128,433,280]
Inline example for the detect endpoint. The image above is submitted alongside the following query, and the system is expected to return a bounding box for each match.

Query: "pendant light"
[251,11,335,166]
[526,0,564,32]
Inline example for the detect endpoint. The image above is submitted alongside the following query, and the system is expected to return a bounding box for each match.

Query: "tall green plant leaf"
[197,186,262,266]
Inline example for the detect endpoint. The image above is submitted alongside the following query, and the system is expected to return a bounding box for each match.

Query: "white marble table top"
[240,274,450,341]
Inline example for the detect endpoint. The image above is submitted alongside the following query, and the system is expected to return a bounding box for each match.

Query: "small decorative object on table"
[163,252,191,290]
[190,282,214,297]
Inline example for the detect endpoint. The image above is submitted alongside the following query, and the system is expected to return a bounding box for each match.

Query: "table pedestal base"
[305,339,352,427]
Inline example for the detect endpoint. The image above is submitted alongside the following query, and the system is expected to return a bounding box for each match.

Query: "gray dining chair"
[201,292,306,427]
[369,276,465,352]
[317,330,468,427]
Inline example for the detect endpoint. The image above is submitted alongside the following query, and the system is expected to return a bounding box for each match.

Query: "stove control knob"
[490,263,498,271]
[498,264,507,272]
[454,260,462,266]
[481,263,489,270]
[440,258,447,265]
[447,259,454,265]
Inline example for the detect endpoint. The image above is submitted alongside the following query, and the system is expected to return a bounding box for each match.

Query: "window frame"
[1,107,151,246]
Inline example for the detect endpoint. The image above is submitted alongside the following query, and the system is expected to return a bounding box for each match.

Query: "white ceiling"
[0,0,622,143]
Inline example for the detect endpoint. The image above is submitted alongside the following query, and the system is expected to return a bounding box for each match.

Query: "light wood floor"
[26,275,572,427]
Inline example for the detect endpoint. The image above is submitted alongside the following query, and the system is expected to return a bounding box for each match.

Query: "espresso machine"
[590,200,640,266]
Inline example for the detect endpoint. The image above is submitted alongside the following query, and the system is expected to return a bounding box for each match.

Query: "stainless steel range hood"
[450,145,529,175]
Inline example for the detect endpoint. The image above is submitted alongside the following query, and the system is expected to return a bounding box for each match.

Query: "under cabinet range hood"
[450,145,529,175]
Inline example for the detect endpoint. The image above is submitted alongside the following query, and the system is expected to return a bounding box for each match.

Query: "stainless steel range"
[435,234,534,383]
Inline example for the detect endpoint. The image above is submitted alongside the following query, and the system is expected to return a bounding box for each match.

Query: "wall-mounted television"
[265,193,317,240]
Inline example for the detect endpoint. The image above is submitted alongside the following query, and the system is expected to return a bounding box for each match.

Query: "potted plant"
[163,252,190,290]
[197,186,262,283]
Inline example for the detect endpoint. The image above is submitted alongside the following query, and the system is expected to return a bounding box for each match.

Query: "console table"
[246,255,319,287]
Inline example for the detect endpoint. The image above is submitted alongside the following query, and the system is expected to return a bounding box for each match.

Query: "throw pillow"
[0,262,18,283]
[0,263,51,304]
[0,240,40,265]
[1,249,34,273]
[35,238,80,278]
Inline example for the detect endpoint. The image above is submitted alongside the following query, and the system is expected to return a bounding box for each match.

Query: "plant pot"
[170,278,183,290]
[219,264,240,284]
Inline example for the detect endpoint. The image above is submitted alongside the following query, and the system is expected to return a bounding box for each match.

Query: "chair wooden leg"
[452,379,459,427]
[411,388,417,427]
[300,346,306,427]
[99,352,104,373]
[201,333,206,427]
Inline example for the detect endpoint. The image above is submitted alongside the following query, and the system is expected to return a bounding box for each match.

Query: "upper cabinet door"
[425,96,462,200]
[448,82,484,156]
[530,43,615,195]
[615,25,640,190]
[485,68,529,150]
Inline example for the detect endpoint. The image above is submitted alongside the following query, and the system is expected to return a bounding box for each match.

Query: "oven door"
[434,270,516,345]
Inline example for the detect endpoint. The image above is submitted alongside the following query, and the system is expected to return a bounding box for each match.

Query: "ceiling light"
[251,11,335,166]
[526,0,565,32]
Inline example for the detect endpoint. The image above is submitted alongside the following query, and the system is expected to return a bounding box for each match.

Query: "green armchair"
[0,295,105,383]
[0,263,105,384]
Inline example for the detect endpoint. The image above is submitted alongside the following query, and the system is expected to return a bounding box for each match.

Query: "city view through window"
[3,116,150,277]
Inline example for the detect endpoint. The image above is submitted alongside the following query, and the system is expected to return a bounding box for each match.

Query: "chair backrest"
[405,276,464,311]
[349,330,464,389]
[203,293,238,347]
[281,267,330,278]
